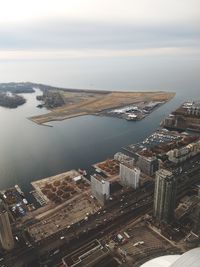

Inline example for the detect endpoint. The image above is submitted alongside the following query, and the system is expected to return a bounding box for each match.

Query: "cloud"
[0,0,199,62]
[0,47,199,61]
[0,20,199,51]
[0,0,199,25]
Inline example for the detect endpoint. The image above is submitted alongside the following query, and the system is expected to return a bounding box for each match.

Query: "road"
[2,155,200,267]
[3,182,154,267]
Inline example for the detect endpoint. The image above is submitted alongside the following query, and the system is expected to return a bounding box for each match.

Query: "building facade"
[119,163,140,189]
[167,139,200,164]
[187,101,200,116]
[153,169,176,224]
[137,154,159,177]
[91,174,110,205]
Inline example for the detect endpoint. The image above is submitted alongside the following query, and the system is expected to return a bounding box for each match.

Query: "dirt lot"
[30,90,175,124]
[28,194,99,241]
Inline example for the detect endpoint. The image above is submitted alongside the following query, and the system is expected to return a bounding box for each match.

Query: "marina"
[123,129,184,155]
[104,101,166,121]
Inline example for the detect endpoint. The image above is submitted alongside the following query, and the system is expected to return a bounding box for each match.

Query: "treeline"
[36,90,65,108]
[0,93,26,108]
[0,82,35,94]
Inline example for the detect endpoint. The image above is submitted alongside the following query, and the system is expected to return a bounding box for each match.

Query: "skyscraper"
[137,154,159,177]
[91,174,110,205]
[153,169,176,224]
[0,203,14,250]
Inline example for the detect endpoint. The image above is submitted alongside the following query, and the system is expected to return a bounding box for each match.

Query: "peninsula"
[0,82,175,122]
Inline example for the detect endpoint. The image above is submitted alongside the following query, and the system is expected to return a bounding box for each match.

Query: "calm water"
[0,84,199,195]
[0,58,200,197]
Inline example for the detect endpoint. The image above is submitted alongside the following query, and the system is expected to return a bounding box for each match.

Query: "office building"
[137,153,159,177]
[91,174,110,205]
[153,169,176,223]
[119,163,140,189]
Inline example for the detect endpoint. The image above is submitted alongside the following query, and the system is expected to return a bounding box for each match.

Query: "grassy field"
[30,90,175,124]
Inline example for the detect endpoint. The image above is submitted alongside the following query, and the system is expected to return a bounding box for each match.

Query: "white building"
[141,247,200,267]
[91,174,110,205]
[119,163,140,189]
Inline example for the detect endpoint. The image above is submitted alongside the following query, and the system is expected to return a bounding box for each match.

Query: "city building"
[119,163,140,189]
[0,202,14,251]
[162,114,187,130]
[167,139,200,164]
[136,152,159,177]
[114,152,134,166]
[91,174,110,205]
[153,169,176,223]
[186,101,200,116]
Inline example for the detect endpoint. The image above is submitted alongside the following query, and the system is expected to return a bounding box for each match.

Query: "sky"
[0,0,199,88]
[0,0,199,59]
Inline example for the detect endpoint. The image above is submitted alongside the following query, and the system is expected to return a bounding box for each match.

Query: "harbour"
[0,86,199,197]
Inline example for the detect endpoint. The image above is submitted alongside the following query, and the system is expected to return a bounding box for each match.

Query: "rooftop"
[31,170,85,205]
[156,169,173,177]
[62,239,109,267]
[93,159,119,177]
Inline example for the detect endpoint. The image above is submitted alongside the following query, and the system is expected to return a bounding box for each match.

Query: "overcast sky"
[0,0,199,61]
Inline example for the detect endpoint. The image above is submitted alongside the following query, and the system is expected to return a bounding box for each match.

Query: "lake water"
[0,84,199,195]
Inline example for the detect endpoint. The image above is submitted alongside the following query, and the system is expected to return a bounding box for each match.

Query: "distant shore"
[29,90,175,125]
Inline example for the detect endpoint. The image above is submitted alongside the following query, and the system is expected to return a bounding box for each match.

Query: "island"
[30,87,175,124]
[0,82,175,121]
[0,92,26,108]
[0,82,35,108]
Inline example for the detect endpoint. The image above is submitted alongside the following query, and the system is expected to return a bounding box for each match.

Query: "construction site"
[28,193,100,242]
[26,170,103,242]
[31,170,90,205]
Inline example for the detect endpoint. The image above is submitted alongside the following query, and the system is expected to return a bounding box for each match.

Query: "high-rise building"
[119,163,140,189]
[0,204,14,251]
[91,174,110,205]
[153,169,176,224]
[137,154,159,177]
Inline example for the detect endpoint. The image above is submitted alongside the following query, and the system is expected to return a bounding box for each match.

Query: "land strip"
[30,90,175,124]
